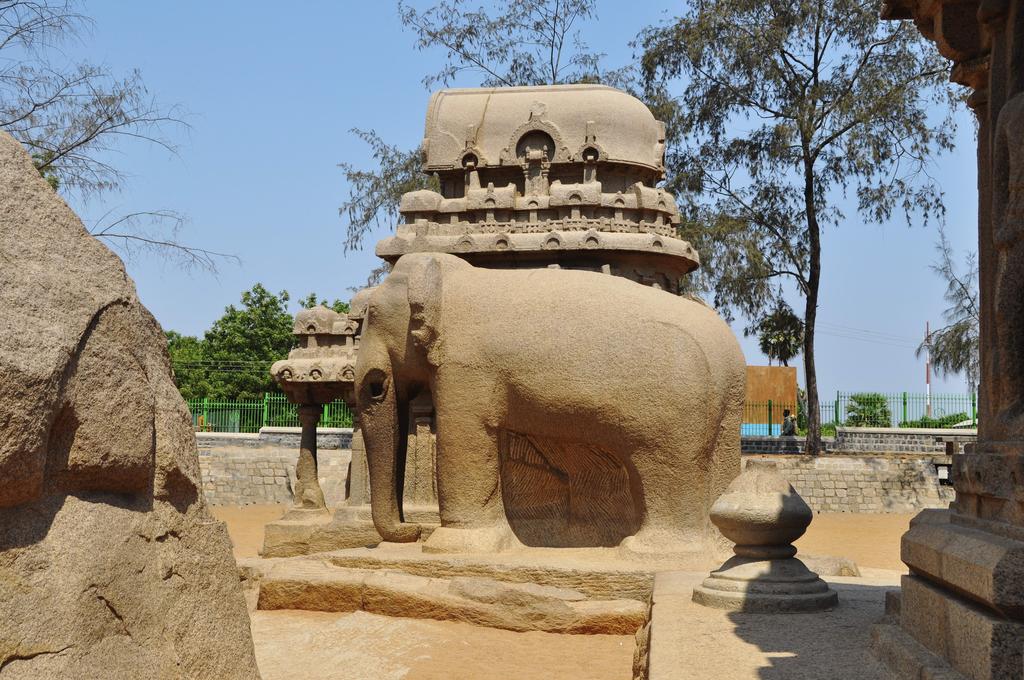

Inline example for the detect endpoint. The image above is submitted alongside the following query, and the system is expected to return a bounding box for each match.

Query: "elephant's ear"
[407,256,443,363]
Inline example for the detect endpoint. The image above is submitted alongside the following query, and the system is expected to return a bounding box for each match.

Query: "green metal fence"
[186,393,353,433]
[189,390,975,435]
[825,391,977,429]
[742,392,978,436]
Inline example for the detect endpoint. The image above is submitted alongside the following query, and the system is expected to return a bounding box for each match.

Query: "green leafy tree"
[168,285,294,401]
[297,292,350,314]
[166,330,207,401]
[639,0,956,453]
[917,225,979,393]
[755,300,803,366]
[845,392,893,428]
[168,287,356,401]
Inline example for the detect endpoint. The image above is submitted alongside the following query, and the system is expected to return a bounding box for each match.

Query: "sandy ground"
[646,570,902,680]
[251,610,635,680]
[211,505,913,680]
[796,512,914,571]
[211,504,916,571]
[211,504,285,558]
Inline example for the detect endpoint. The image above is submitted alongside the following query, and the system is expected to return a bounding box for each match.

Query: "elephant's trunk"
[363,389,421,543]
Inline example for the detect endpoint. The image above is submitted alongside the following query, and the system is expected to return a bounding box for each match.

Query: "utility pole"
[925,321,932,418]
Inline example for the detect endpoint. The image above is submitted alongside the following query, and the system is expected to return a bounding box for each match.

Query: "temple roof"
[421,85,667,174]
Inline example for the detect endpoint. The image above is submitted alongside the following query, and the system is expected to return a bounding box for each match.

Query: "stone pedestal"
[692,459,836,613]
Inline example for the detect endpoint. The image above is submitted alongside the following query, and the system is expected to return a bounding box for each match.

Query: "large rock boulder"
[0,131,260,678]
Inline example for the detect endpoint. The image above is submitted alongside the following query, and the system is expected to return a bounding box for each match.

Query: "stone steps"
[251,557,647,635]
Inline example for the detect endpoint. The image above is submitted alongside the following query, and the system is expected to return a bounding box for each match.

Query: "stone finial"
[692,459,837,612]
[271,303,362,406]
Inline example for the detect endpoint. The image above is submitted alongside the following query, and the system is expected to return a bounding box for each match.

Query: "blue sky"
[60,1,979,397]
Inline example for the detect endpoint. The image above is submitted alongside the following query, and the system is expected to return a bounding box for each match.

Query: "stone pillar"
[347,412,370,506]
[403,393,439,513]
[288,403,328,516]
[872,3,1024,679]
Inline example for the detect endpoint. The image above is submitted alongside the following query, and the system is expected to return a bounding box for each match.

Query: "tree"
[298,292,350,315]
[917,225,979,393]
[844,392,892,428]
[339,130,438,253]
[639,0,956,453]
[0,1,184,195]
[398,0,602,89]
[0,1,234,273]
[168,287,353,401]
[339,0,620,253]
[755,300,803,366]
[89,210,239,274]
[166,330,208,401]
[170,285,295,401]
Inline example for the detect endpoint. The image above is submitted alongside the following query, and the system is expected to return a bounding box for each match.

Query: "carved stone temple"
[871,2,1024,679]
[378,86,698,289]
[265,84,718,555]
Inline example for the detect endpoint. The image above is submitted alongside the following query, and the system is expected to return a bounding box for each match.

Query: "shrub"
[899,412,971,429]
[844,393,892,427]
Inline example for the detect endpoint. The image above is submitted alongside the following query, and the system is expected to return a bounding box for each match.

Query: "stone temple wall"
[741,428,976,456]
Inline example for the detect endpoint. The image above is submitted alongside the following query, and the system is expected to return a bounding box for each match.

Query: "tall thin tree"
[640,0,957,453]
[917,226,979,393]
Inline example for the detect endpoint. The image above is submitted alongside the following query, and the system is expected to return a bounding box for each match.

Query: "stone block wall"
[194,428,954,513]
[833,427,974,454]
[196,429,351,506]
[741,427,976,456]
[742,454,955,513]
[195,427,352,451]
[741,436,833,455]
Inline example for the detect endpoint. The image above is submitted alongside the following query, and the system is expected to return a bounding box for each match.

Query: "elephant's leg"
[619,447,713,559]
[421,405,519,554]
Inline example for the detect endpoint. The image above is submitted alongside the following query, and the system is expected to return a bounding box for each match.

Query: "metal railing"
[185,393,353,433]
[186,390,974,435]
[828,391,977,429]
[742,392,978,435]
[742,400,798,436]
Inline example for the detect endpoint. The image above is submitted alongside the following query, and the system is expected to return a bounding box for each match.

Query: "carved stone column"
[346,411,371,507]
[403,392,439,516]
[873,3,1024,679]
[288,403,327,514]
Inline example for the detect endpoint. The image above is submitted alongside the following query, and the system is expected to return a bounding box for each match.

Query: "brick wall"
[741,427,976,455]
[742,454,955,513]
[197,429,351,506]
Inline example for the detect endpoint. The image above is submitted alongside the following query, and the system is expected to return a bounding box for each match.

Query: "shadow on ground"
[725,580,895,679]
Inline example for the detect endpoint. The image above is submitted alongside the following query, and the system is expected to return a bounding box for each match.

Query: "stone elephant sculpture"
[355,252,746,557]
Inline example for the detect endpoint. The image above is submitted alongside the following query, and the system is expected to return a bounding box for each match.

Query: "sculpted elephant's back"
[438,264,745,444]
